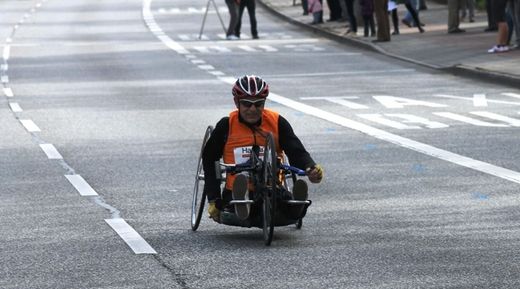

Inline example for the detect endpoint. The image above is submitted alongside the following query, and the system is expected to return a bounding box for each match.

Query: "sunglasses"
[239,99,265,108]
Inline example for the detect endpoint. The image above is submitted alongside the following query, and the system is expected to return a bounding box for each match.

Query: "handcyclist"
[202,75,323,222]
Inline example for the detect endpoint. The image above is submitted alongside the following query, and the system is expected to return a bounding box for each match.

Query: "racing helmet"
[232,75,269,102]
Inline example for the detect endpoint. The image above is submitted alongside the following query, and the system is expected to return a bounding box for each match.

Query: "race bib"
[233,146,264,164]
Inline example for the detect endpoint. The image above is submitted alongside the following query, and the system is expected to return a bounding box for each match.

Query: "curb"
[257,0,519,89]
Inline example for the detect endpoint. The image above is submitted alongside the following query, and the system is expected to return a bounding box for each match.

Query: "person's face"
[237,97,265,124]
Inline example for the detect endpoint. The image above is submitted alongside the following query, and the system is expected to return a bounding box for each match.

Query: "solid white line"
[148,3,520,185]
[65,174,98,196]
[19,119,41,132]
[9,102,22,112]
[502,92,520,99]
[3,87,14,97]
[39,143,63,159]
[105,218,157,254]
[470,111,520,127]
[143,0,189,54]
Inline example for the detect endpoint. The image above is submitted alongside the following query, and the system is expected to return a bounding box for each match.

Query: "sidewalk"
[258,0,520,88]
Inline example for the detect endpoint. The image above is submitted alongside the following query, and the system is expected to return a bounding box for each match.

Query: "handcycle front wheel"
[262,133,277,245]
[191,126,213,231]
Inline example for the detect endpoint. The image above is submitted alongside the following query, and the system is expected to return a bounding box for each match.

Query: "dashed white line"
[105,218,157,254]
[19,119,41,132]
[39,144,63,159]
[191,59,205,64]
[258,45,278,52]
[65,174,98,196]
[3,87,13,97]
[198,64,214,70]
[238,45,257,52]
[9,102,22,112]
[209,70,225,76]
[1,64,8,71]
[1,75,9,83]
[358,113,421,129]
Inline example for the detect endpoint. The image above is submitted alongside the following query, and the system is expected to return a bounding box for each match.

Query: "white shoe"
[487,45,510,53]
[226,35,239,40]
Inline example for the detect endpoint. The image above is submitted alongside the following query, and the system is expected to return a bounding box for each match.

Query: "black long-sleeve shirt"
[202,114,316,201]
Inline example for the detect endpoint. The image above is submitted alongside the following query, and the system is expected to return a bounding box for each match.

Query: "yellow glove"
[307,164,323,183]
[208,201,221,223]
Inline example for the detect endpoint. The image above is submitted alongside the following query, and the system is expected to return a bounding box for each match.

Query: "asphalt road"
[2,0,520,288]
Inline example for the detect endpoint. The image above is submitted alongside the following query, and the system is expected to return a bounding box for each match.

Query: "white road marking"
[472,93,488,107]
[19,119,41,132]
[105,218,157,254]
[198,64,214,70]
[193,46,211,53]
[143,0,188,54]
[1,64,8,71]
[433,112,508,127]
[209,46,232,53]
[238,45,257,52]
[65,174,98,196]
[470,111,520,127]
[3,87,14,97]
[147,1,520,185]
[9,102,22,112]
[301,96,369,109]
[191,59,205,64]
[502,92,520,99]
[1,75,9,83]
[258,45,278,52]
[6,37,12,43]
[262,69,414,78]
[39,144,63,159]
[385,113,449,129]
[3,45,11,60]
[358,114,421,129]
[434,94,520,106]
[209,70,225,76]
[373,95,447,109]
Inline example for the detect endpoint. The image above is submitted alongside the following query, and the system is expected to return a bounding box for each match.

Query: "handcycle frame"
[191,126,310,246]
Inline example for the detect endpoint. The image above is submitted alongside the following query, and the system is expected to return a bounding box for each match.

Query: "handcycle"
[191,126,311,246]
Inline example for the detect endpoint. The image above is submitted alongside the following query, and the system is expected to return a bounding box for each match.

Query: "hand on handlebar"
[306,164,323,183]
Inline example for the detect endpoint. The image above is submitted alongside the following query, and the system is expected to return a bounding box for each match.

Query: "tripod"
[199,0,227,40]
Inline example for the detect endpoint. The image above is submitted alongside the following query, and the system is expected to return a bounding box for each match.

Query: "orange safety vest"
[223,109,283,190]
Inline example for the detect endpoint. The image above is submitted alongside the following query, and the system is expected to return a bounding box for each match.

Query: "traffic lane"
[147,112,520,288]
[0,109,179,289]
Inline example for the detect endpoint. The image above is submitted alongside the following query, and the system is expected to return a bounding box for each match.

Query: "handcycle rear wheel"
[262,133,277,246]
[191,126,213,231]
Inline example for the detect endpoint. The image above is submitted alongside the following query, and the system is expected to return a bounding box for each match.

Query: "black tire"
[191,126,213,231]
[262,133,277,245]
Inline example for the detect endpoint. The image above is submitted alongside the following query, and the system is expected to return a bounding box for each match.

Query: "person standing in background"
[447,0,465,33]
[225,0,240,40]
[235,0,259,39]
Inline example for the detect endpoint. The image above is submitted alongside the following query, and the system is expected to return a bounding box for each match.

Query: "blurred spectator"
[360,0,376,37]
[401,0,423,28]
[302,0,309,15]
[488,0,511,52]
[512,0,520,48]
[327,0,343,21]
[485,0,498,31]
[225,0,240,40]
[344,0,358,35]
[400,0,425,32]
[308,0,324,24]
[447,0,465,33]
[460,0,475,22]
[235,0,259,39]
[388,0,399,35]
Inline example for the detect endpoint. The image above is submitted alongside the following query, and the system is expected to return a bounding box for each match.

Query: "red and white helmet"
[232,75,269,102]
